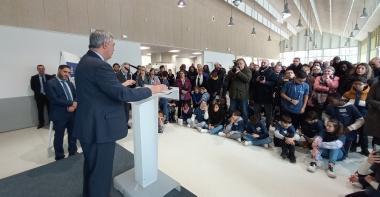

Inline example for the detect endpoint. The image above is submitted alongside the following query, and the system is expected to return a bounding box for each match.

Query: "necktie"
[40,75,45,95]
[197,75,201,87]
[61,80,73,102]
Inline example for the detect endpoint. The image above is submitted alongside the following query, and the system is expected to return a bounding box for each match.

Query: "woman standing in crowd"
[177,70,192,117]
[310,66,339,111]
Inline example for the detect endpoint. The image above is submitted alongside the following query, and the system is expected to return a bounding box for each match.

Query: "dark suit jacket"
[30,74,53,96]
[73,50,152,143]
[46,77,76,121]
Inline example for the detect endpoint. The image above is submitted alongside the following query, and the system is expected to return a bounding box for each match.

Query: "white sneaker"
[326,163,336,178]
[218,132,226,137]
[236,138,242,142]
[196,127,202,132]
[307,162,317,173]
[243,141,252,146]
[200,129,208,133]
[187,124,191,128]
[263,144,269,148]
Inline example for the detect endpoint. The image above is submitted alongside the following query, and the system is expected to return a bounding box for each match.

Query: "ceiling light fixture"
[233,0,242,7]
[354,12,360,31]
[296,0,303,28]
[177,0,186,8]
[268,15,272,41]
[227,7,234,27]
[168,50,180,53]
[282,0,291,20]
[250,1,256,36]
[140,46,150,50]
[360,0,368,18]
[192,52,202,55]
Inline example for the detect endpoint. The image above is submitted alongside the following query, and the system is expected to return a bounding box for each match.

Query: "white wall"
[203,51,235,71]
[0,25,141,99]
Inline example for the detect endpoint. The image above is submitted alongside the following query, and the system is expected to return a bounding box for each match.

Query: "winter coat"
[227,66,252,100]
[364,82,380,138]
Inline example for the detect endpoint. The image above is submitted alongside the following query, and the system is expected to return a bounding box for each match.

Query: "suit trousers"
[81,141,116,197]
[53,116,77,160]
[35,94,49,125]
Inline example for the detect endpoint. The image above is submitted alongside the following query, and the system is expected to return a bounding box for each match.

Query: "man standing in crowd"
[46,65,77,160]
[73,30,166,197]
[251,59,277,129]
[227,58,252,122]
[30,64,53,129]
[121,62,133,81]
[280,70,310,129]
[287,57,302,72]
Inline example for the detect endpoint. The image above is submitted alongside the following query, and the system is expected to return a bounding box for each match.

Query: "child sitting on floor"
[208,102,225,134]
[274,114,298,163]
[193,101,209,132]
[307,119,345,178]
[300,110,324,148]
[242,114,272,148]
[218,111,244,141]
[179,101,193,127]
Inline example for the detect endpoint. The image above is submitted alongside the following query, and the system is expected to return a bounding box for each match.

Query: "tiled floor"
[0,123,366,197]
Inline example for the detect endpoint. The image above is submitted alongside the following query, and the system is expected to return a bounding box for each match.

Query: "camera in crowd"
[259,75,266,81]
[231,60,240,73]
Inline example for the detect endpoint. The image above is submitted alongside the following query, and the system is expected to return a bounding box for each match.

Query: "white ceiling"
[244,0,380,40]
[140,43,202,59]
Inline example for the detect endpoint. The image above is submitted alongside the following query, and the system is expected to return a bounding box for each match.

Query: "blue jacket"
[46,77,76,122]
[191,92,202,105]
[273,122,296,139]
[245,121,269,139]
[73,50,152,143]
[225,117,245,132]
[193,107,208,122]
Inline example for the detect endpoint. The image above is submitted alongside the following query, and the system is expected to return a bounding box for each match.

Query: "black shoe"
[280,152,287,159]
[37,124,43,129]
[360,150,370,156]
[164,120,168,124]
[55,155,65,161]
[69,151,78,156]
[289,156,296,163]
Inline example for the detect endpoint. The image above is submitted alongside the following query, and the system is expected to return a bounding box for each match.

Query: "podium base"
[114,169,181,197]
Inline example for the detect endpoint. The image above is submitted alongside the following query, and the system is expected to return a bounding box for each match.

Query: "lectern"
[114,87,181,197]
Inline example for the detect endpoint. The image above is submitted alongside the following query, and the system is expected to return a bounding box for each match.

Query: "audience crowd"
[33,56,380,196]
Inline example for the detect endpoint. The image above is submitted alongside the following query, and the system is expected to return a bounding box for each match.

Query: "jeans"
[159,98,169,121]
[194,121,207,128]
[222,130,242,141]
[209,125,224,134]
[242,134,272,146]
[229,98,249,122]
[317,148,344,164]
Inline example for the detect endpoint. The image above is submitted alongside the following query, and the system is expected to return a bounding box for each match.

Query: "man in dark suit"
[30,64,53,128]
[46,65,78,160]
[73,30,167,197]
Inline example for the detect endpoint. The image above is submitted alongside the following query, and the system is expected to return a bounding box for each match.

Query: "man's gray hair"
[89,30,114,48]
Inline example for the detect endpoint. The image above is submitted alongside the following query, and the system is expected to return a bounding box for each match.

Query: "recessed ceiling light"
[192,52,202,55]
[168,50,180,53]
[140,46,150,50]
[122,34,128,39]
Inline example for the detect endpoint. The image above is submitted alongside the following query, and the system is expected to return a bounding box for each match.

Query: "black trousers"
[52,116,77,160]
[81,142,116,197]
[35,94,49,126]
